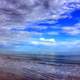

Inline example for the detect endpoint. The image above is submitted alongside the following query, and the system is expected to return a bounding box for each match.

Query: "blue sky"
[0,0,80,54]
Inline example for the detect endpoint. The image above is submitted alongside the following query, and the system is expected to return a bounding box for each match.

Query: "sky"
[0,0,80,54]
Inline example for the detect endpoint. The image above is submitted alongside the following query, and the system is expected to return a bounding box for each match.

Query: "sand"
[0,54,79,80]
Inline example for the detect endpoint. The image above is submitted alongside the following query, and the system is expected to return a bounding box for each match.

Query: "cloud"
[62,23,80,35]
[58,40,80,46]
[0,0,79,28]
[0,0,79,33]
[47,31,59,35]
[31,38,56,46]
[0,0,80,52]
[30,37,80,52]
[56,40,80,52]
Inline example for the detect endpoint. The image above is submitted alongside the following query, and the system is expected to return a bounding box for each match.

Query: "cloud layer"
[0,0,80,52]
[0,0,80,26]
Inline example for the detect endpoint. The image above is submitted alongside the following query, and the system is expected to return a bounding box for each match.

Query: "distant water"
[50,55,80,63]
[20,54,80,65]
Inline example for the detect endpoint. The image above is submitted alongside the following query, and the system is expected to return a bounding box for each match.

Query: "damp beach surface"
[0,54,80,80]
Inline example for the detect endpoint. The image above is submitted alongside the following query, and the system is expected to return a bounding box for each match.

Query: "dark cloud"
[0,0,80,29]
[0,0,79,27]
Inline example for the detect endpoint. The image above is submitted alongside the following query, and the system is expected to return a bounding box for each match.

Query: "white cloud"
[40,38,55,42]
[30,37,80,51]
[31,38,56,46]
[62,23,80,35]
[58,40,80,49]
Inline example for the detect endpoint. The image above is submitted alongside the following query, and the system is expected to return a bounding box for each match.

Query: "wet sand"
[0,54,80,80]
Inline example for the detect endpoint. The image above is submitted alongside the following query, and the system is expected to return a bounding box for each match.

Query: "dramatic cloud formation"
[0,0,80,26]
[0,0,80,53]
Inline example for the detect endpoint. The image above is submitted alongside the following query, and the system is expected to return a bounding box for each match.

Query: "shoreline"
[0,54,80,80]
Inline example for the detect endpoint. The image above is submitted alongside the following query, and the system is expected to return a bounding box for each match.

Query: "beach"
[0,54,80,80]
